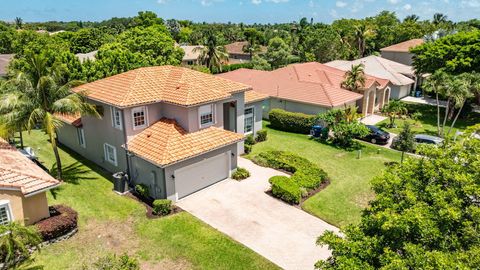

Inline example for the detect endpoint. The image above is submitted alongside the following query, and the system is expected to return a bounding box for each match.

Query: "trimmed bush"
[253,151,328,204]
[245,134,256,146]
[135,184,149,198]
[35,205,78,241]
[232,167,250,180]
[255,129,268,142]
[269,176,302,204]
[87,253,139,270]
[244,144,252,154]
[152,199,172,216]
[268,109,316,134]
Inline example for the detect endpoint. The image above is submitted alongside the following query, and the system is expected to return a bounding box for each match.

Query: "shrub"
[152,199,172,216]
[245,134,256,146]
[85,253,139,270]
[253,151,328,204]
[268,109,316,134]
[232,167,250,180]
[35,205,78,241]
[269,176,302,204]
[255,129,268,142]
[244,144,252,154]
[135,184,149,198]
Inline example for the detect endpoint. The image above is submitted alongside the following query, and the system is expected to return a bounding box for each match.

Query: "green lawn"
[246,124,402,228]
[378,102,480,135]
[23,130,278,270]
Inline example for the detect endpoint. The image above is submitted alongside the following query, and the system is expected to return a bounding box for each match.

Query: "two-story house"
[57,66,263,201]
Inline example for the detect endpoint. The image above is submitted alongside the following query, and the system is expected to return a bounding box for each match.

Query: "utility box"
[112,172,127,194]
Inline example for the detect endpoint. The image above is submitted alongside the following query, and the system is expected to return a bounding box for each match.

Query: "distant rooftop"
[0,54,14,76]
[380,39,424,53]
[75,50,97,63]
[180,45,203,62]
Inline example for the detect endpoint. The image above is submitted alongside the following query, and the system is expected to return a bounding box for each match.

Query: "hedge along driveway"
[22,130,279,270]
[246,123,402,228]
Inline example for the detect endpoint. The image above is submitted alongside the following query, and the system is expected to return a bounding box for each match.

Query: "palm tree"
[422,71,448,136]
[433,13,448,25]
[194,32,228,72]
[354,24,374,57]
[14,17,23,30]
[404,14,420,22]
[382,100,408,128]
[0,53,99,179]
[342,64,366,92]
[446,73,477,137]
[0,222,42,269]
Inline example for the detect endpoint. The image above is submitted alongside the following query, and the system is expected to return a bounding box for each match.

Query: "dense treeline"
[1,11,479,81]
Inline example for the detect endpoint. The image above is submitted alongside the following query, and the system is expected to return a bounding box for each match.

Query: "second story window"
[132,106,148,130]
[199,104,214,128]
[111,107,123,130]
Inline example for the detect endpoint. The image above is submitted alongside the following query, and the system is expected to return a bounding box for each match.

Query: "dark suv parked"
[359,125,390,145]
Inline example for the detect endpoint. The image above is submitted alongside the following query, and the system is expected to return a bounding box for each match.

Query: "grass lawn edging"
[251,151,329,204]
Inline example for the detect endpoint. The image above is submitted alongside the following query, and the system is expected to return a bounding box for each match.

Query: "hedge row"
[35,205,78,241]
[253,151,328,204]
[268,109,316,134]
[211,62,254,74]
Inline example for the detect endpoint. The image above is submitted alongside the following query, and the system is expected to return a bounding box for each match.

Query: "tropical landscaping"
[20,130,278,270]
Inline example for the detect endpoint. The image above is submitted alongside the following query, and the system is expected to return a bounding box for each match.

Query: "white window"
[132,106,148,130]
[0,201,13,225]
[77,128,86,148]
[244,107,255,134]
[111,107,122,130]
[199,104,215,128]
[104,143,117,166]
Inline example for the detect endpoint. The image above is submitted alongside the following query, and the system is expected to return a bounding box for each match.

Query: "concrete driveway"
[177,158,340,270]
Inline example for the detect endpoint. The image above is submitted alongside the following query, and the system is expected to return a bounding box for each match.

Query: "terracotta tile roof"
[126,118,244,167]
[245,90,269,104]
[55,113,82,127]
[380,39,424,52]
[0,138,60,195]
[326,55,414,86]
[73,66,252,108]
[217,62,388,108]
[225,41,267,55]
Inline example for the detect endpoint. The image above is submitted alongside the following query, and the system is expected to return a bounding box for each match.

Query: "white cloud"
[329,9,339,18]
[157,0,168,4]
[251,0,262,4]
[308,0,315,8]
[461,0,480,7]
[267,0,290,2]
[336,1,347,8]
[388,0,401,4]
[403,3,412,10]
[200,0,223,6]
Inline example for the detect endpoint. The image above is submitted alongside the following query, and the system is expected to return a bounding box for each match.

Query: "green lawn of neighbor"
[246,123,402,228]
[378,102,480,135]
[23,130,278,270]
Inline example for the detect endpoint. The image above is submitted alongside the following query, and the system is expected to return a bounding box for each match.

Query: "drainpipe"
[120,108,132,185]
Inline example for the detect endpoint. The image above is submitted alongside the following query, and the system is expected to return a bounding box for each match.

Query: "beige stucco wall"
[0,190,50,225]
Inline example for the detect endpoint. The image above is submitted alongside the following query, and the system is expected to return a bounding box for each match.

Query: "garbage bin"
[112,172,127,193]
[310,125,323,138]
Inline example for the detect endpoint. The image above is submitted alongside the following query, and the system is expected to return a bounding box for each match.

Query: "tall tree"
[243,28,263,58]
[264,37,291,69]
[341,64,366,92]
[382,100,408,128]
[395,123,415,163]
[195,31,228,72]
[0,53,99,179]
[433,13,448,25]
[14,17,23,30]
[354,24,375,57]
[317,132,480,269]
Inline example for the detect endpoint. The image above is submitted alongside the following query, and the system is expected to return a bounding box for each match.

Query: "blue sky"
[1,0,479,24]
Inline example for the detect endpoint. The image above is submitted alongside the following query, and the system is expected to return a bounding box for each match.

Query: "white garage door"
[174,152,230,199]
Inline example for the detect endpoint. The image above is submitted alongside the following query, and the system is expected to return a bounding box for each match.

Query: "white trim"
[244,106,255,135]
[77,128,86,148]
[103,143,118,166]
[131,106,148,130]
[198,104,215,129]
[0,200,13,225]
[111,107,123,130]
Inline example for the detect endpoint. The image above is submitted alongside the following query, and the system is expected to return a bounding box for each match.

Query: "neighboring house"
[225,41,267,64]
[0,54,14,77]
[0,138,60,225]
[380,39,424,66]
[57,66,252,201]
[75,50,97,63]
[179,45,203,65]
[326,55,416,99]
[217,62,390,118]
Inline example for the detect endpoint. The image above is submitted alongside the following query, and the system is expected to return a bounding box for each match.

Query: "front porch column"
[363,91,370,116]
[378,88,385,110]
[368,90,376,115]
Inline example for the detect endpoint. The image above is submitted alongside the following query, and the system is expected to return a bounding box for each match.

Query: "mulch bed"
[125,192,183,219]
[264,178,331,209]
